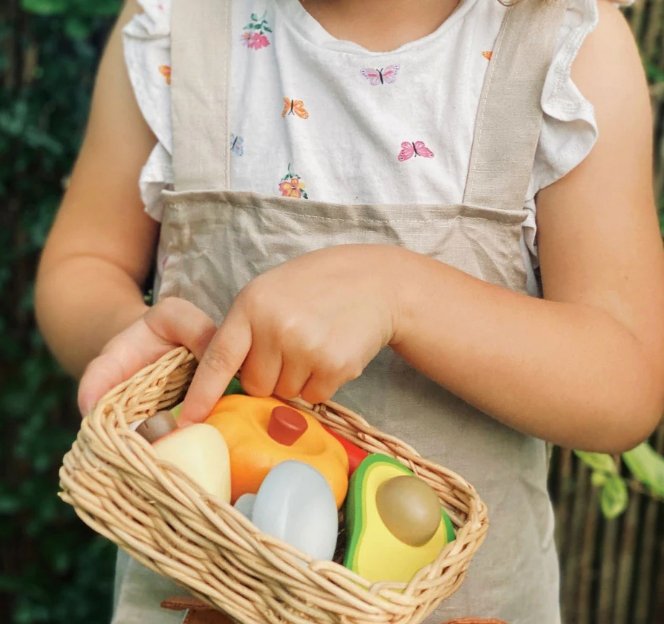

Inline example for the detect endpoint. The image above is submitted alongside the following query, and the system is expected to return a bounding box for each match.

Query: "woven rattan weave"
[59,346,488,624]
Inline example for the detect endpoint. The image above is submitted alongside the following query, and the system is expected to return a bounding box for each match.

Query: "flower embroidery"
[278,165,309,199]
[158,64,171,85]
[242,12,272,50]
[481,51,493,61]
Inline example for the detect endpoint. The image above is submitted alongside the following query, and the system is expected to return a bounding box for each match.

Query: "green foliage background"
[1,1,663,623]
[1,1,121,621]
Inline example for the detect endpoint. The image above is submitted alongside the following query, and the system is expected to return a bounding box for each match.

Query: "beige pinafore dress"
[112,1,566,622]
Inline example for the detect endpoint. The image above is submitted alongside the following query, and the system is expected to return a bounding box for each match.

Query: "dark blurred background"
[0,1,663,623]
[1,1,121,621]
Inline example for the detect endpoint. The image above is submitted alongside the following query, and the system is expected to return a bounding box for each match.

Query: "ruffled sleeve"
[530,0,600,197]
[122,0,174,220]
[523,0,628,274]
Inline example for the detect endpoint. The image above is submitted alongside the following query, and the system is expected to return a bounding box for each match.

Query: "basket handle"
[161,596,508,624]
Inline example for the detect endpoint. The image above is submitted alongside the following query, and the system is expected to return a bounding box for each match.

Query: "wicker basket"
[59,347,489,624]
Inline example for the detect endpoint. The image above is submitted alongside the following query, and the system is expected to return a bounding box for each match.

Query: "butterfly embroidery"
[230,134,244,156]
[158,65,171,85]
[282,98,309,119]
[397,141,434,161]
[361,65,400,86]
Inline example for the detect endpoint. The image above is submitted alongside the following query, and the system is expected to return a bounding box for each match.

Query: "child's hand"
[179,245,402,425]
[77,298,217,416]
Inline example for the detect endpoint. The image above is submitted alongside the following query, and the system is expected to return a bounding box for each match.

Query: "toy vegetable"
[136,411,231,503]
[344,454,456,583]
[205,395,349,507]
[322,425,368,476]
[247,461,338,561]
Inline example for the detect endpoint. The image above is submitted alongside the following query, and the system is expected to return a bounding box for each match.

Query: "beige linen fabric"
[112,1,566,623]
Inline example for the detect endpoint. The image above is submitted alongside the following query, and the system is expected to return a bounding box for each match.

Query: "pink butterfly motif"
[398,140,434,161]
[361,64,400,86]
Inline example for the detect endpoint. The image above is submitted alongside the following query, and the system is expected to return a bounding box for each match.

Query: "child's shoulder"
[578,0,640,62]
[562,1,650,188]
[569,0,647,121]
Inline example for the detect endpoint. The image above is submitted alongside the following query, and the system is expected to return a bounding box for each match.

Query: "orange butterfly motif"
[158,64,172,85]
[281,97,309,119]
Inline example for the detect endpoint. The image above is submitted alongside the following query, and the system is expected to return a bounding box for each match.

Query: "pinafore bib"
[112,1,566,622]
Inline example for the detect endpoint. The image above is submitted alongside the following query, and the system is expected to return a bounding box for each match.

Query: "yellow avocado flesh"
[344,455,454,584]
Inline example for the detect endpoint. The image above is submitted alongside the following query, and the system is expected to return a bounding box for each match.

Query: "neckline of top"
[272,0,481,57]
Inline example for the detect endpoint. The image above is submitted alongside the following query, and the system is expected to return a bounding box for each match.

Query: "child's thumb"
[77,352,126,416]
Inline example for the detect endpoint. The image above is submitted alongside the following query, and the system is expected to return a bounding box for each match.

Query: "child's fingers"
[77,323,172,416]
[273,353,313,399]
[78,298,217,416]
[77,334,174,416]
[77,351,128,416]
[298,347,366,405]
[143,297,218,362]
[299,371,341,405]
[240,339,283,397]
[178,307,252,425]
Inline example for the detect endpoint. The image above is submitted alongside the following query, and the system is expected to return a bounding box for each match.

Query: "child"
[35,0,664,622]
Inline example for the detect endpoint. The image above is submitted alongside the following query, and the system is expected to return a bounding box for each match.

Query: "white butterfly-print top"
[123,0,608,295]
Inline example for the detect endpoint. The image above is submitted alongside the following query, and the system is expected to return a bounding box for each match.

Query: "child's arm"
[390,0,664,452]
[35,1,216,407]
[179,2,663,453]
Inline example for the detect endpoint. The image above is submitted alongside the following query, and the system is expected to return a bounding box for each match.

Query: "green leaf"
[20,0,68,15]
[623,442,664,497]
[574,450,618,474]
[645,60,664,84]
[0,492,22,514]
[82,0,122,16]
[263,26,273,33]
[65,15,91,40]
[591,471,608,488]
[600,474,628,519]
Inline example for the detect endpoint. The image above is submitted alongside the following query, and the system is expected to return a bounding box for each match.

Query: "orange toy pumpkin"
[205,395,349,507]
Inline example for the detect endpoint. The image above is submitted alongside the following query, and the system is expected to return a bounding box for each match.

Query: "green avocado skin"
[343,454,455,574]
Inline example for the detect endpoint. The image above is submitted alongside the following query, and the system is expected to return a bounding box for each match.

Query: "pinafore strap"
[463,0,567,211]
[170,0,566,206]
[170,0,231,191]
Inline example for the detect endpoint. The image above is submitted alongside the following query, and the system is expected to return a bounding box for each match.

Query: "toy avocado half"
[343,454,456,584]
